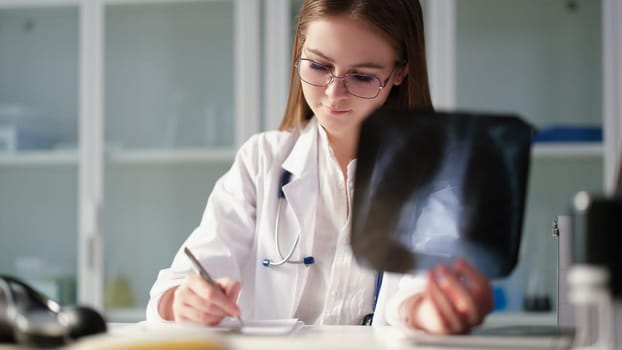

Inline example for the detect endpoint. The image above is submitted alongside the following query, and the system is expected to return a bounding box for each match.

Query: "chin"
[318,116,361,136]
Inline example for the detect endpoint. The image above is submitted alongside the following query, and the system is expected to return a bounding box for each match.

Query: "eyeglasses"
[296,58,394,99]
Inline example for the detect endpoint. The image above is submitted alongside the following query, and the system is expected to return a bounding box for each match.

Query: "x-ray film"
[350,108,533,278]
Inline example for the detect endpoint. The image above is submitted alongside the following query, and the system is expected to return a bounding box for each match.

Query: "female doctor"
[147,0,493,335]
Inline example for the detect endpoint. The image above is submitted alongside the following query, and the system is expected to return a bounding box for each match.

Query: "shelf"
[105,307,146,323]
[0,148,236,166]
[0,150,78,165]
[0,144,601,166]
[532,142,603,158]
[108,148,236,164]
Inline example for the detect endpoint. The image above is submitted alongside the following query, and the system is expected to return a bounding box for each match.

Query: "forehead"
[302,15,397,67]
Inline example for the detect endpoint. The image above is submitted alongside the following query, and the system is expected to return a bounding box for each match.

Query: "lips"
[325,105,351,115]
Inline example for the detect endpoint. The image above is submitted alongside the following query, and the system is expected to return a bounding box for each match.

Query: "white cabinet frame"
[603,0,622,193]
[425,0,456,110]
[235,0,260,144]
[78,0,104,308]
[263,0,291,130]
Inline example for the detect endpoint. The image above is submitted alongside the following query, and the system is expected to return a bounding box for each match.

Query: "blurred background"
[0,0,615,325]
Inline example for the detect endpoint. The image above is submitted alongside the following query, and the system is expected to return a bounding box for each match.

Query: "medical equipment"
[558,153,622,350]
[565,192,621,350]
[262,170,315,267]
[0,275,107,348]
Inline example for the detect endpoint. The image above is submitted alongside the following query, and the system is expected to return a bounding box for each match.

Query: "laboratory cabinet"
[0,0,615,323]
[0,4,81,306]
[0,0,261,322]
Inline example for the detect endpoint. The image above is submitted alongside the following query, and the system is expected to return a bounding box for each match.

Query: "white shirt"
[145,117,423,326]
[294,124,376,325]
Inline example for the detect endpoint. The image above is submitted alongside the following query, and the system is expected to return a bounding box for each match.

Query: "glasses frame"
[296,58,396,99]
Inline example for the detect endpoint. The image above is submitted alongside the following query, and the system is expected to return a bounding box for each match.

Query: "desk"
[225,325,478,350]
[105,325,489,350]
[102,323,567,350]
[0,322,569,350]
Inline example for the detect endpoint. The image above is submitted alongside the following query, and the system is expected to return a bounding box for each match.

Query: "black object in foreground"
[351,108,533,278]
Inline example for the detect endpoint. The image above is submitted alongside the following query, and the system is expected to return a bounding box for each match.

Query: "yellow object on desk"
[73,340,223,350]
[69,328,225,350]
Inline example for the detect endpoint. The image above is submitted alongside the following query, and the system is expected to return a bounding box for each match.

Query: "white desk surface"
[94,323,568,350]
[0,316,567,350]
[226,325,485,350]
[103,324,495,350]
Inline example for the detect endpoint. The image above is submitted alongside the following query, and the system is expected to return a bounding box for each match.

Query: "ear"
[394,65,409,86]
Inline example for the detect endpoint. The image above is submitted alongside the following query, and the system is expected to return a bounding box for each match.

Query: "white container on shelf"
[0,126,16,151]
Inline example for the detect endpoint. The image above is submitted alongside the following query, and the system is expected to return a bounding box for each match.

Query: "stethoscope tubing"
[269,199,304,266]
[262,170,314,267]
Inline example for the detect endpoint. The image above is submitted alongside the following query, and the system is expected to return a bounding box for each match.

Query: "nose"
[324,76,349,98]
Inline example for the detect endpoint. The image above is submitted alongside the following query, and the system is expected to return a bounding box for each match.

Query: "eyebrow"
[304,48,386,70]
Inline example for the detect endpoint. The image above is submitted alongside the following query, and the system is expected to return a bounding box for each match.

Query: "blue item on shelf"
[0,126,53,151]
[534,125,602,143]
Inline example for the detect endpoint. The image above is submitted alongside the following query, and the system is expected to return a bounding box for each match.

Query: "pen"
[183,246,244,326]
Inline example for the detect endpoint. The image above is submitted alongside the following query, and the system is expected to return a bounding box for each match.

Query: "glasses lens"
[344,74,381,99]
[297,59,383,99]
[298,59,331,86]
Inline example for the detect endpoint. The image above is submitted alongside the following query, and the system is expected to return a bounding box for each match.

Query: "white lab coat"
[146,118,424,325]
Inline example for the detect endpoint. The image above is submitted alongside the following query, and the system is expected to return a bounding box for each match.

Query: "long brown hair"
[279,0,433,131]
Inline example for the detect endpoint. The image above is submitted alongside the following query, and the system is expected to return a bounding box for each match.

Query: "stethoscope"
[262,170,315,267]
[261,170,383,325]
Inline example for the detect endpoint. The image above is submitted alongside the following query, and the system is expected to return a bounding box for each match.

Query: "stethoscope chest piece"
[262,256,314,267]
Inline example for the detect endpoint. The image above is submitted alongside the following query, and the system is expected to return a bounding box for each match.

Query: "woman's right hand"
[160,274,241,325]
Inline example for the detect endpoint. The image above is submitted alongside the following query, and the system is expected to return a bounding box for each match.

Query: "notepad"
[216,318,303,336]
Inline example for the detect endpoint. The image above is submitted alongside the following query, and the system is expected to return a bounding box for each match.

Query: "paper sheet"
[216,318,303,335]
[133,318,302,336]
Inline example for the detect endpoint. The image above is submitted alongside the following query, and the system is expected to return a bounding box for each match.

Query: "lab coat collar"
[281,118,318,177]
[279,117,319,316]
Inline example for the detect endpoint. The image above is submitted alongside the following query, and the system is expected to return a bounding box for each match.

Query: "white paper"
[216,318,303,335]
[132,318,302,336]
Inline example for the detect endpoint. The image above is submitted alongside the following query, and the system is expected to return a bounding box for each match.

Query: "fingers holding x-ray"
[400,259,493,335]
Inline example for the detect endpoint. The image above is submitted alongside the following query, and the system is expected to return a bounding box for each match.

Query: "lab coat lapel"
[281,119,319,315]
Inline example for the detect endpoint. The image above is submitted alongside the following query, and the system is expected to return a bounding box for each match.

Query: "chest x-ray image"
[351,108,533,278]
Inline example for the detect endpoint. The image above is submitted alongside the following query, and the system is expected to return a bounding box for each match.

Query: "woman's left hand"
[399,258,494,335]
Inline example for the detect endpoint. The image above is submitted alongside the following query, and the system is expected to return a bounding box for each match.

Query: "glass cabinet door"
[101,0,252,321]
[454,0,603,311]
[0,3,80,305]
[104,2,235,151]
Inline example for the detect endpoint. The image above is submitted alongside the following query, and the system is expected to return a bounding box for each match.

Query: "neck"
[327,129,359,176]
